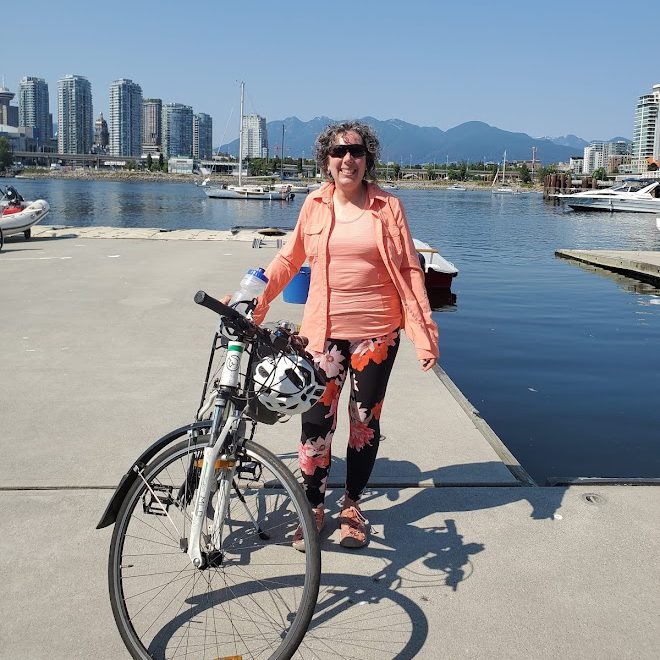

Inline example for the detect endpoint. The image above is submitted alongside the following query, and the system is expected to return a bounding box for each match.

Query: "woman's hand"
[419,358,435,372]
[221,295,231,305]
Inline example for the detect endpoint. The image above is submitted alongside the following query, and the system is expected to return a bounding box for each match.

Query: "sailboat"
[492,151,515,193]
[202,82,293,201]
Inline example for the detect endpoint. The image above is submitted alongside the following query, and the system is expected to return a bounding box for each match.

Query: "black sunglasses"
[328,144,367,159]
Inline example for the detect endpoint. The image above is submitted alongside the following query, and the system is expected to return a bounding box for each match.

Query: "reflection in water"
[427,289,457,311]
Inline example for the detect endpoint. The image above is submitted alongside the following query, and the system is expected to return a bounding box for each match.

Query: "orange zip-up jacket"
[253,182,439,361]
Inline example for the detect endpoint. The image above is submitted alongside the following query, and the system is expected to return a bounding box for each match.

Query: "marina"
[3,176,659,484]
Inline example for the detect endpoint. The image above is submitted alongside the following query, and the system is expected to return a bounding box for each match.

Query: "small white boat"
[555,180,660,213]
[382,182,398,190]
[449,184,467,191]
[203,182,293,200]
[413,238,458,291]
[0,187,50,239]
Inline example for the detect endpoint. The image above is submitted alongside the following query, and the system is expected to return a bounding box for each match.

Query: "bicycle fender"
[96,420,211,529]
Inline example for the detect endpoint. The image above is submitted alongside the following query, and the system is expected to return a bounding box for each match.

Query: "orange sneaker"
[339,498,369,548]
[292,506,324,553]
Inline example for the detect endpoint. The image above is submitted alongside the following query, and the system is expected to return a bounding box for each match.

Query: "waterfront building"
[193,112,213,159]
[57,74,93,154]
[109,79,142,157]
[569,156,584,175]
[94,113,109,152]
[162,103,193,158]
[582,142,606,175]
[0,84,18,127]
[632,84,660,174]
[241,114,267,159]
[141,98,162,155]
[18,76,51,143]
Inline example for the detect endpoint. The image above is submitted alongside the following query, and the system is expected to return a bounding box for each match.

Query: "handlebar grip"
[194,290,246,324]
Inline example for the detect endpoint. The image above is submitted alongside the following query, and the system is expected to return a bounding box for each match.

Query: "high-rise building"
[632,84,660,173]
[94,112,109,152]
[0,84,18,127]
[241,114,267,159]
[193,112,213,159]
[141,98,162,154]
[162,103,193,158]
[57,74,93,154]
[109,79,142,157]
[18,76,50,143]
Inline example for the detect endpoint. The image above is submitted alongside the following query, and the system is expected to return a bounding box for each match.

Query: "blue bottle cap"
[247,267,269,283]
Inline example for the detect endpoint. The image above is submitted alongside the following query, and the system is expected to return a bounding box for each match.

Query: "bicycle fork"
[188,340,245,569]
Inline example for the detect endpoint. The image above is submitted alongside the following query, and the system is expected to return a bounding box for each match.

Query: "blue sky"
[2,0,655,142]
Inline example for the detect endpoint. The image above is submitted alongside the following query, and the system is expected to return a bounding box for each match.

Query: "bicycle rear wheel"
[109,438,321,660]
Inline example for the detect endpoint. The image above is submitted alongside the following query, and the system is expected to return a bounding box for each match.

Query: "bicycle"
[97,291,324,660]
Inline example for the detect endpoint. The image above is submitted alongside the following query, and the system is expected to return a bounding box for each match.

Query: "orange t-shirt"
[327,217,402,339]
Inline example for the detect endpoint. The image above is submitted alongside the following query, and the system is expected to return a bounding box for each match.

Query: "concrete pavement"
[0,229,658,659]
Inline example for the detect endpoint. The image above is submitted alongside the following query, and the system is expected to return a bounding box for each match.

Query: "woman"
[253,121,439,549]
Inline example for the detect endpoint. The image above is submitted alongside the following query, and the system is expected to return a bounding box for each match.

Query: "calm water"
[5,176,660,483]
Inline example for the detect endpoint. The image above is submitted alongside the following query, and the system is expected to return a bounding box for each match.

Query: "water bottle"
[229,267,269,318]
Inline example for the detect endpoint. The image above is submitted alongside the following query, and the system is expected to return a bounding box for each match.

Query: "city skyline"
[2,0,656,144]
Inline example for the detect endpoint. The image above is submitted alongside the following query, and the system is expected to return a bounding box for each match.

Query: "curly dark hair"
[315,120,380,182]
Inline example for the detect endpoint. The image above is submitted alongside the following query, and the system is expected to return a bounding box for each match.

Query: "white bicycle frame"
[186,338,246,568]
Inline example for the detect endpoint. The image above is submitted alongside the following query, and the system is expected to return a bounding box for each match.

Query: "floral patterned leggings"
[299,329,400,507]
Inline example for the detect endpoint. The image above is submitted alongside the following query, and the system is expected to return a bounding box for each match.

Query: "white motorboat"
[449,183,467,191]
[413,238,459,291]
[555,180,660,213]
[0,186,50,239]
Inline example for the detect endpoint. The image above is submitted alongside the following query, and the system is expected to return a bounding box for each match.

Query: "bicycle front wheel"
[109,438,321,660]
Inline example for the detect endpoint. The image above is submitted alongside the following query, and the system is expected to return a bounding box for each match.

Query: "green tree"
[393,163,401,180]
[0,137,13,171]
[146,153,153,171]
[592,167,608,181]
[158,153,165,172]
[536,165,558,180]
[518,162,532,184]
[297,157,303,174]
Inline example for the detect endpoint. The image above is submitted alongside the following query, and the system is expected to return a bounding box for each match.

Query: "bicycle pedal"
[142,484,174,516]
[237,460,262,481]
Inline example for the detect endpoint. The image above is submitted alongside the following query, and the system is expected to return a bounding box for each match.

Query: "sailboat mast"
[238,81,244,187]
[502,150,506,184]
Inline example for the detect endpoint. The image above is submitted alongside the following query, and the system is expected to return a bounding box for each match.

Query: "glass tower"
[57,74,93,154]
[109,79,143,157]
[19,76,51,143]
[162,103,193,158]
[193,113,213,159]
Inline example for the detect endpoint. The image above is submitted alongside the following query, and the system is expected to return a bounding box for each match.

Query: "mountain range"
[218,117,631,165]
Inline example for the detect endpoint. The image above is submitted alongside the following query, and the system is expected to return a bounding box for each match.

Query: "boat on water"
[449,183,467,191]
[0,186,50,239]
[413,238,458,292]
[492,150,518,194]
[555,180,660,213]
[201,82,293,201]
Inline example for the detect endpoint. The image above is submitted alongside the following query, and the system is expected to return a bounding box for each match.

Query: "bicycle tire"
[109,437,321,660]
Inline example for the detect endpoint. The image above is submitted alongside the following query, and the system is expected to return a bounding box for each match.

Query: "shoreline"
[8,169,543,192]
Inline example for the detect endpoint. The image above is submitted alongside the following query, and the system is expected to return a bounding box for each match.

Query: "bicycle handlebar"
[194,290,249,324]
[194,289,312,360]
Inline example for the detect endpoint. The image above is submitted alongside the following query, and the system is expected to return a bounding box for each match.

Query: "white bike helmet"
[253,353,325,415]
